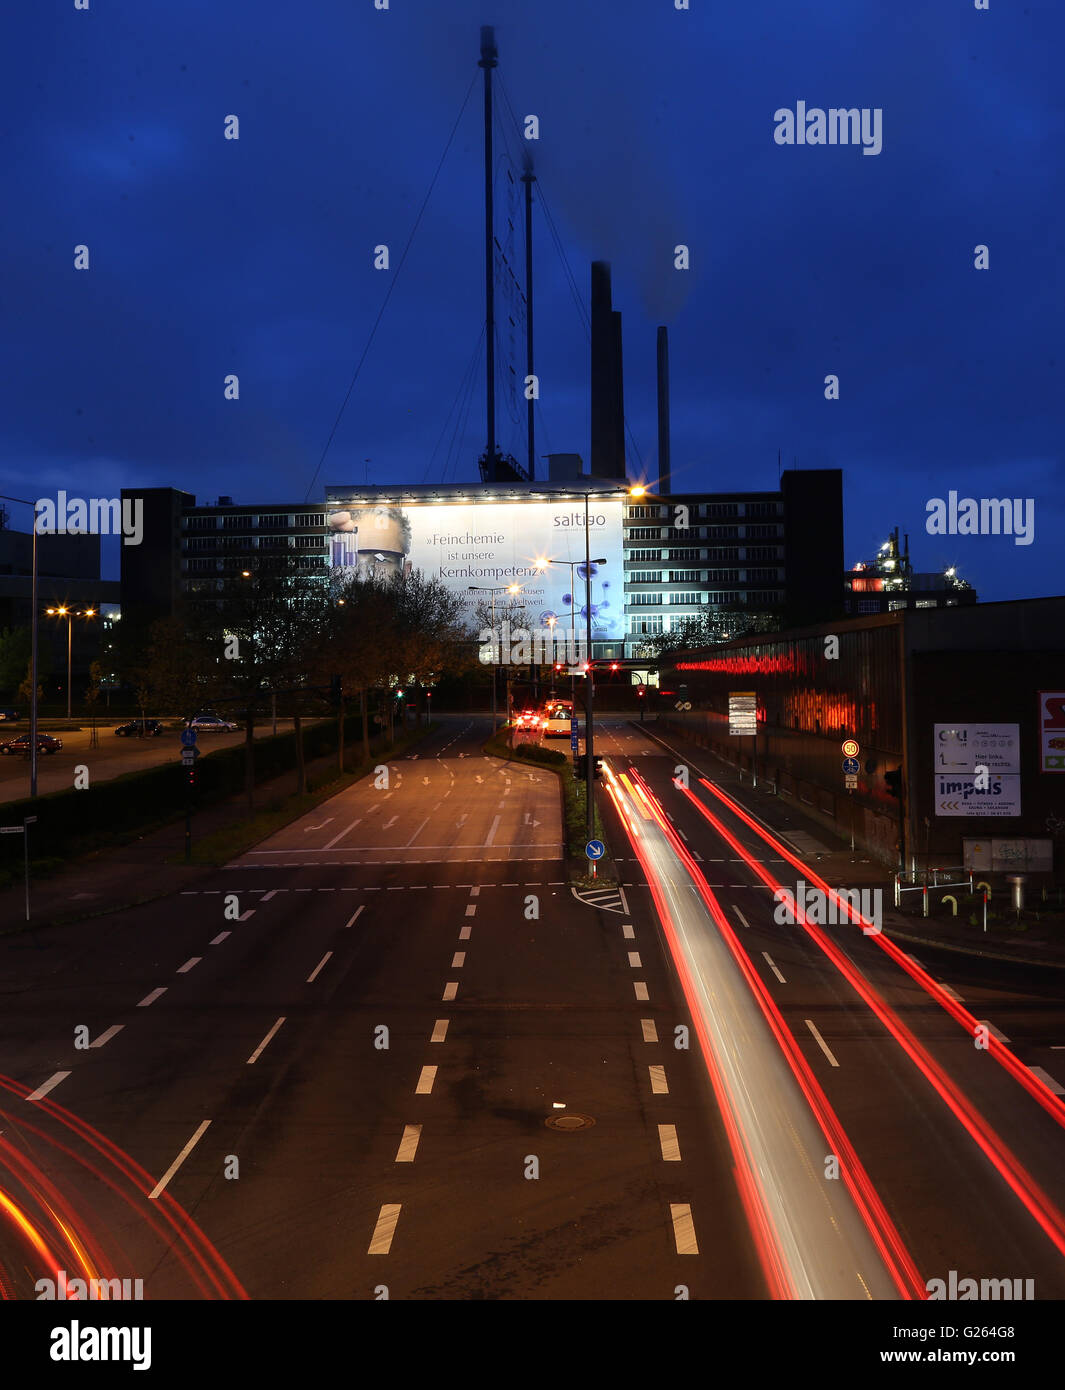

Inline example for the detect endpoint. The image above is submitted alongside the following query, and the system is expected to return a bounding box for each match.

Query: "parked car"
[0,708,21,722]
[0,732,62,756]
[115,719,165,737]
[185,713,239,733]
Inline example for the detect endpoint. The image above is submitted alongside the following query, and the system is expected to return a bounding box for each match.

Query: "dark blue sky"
[3,1,1062,599]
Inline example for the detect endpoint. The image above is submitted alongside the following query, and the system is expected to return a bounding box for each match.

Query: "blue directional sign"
[180,727,198,747]
[842,757,860,774]
[570,734,579,750]
[585,839,605,861]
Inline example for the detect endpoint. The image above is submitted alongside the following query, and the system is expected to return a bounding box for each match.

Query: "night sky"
[3,1,1062,601]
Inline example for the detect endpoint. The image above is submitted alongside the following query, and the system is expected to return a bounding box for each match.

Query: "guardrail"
[894,870,975,916]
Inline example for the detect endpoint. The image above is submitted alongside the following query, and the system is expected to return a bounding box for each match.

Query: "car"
[0,708,21,722]
[185,713,239,733]
[0,732,62,756]
[115,719,165,737]
[515,708,539,728]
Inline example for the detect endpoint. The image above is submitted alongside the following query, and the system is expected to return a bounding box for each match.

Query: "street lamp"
[45,606,97,719]
[468,582,523,732]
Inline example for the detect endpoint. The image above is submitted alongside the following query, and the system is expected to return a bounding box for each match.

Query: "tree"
[0,627,31,696]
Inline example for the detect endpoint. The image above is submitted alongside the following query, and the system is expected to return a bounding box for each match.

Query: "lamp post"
[1,493,42,795]
[45,606,97,719]
[532,482,645,843]
[468,583,521,733]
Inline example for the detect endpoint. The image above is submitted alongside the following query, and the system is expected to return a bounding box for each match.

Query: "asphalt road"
[1,713,1063,1301]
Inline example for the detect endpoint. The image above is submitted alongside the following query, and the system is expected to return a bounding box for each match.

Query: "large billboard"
[325,497,625,640]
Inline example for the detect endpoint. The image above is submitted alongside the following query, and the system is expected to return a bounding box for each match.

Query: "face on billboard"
[326,498,625,639]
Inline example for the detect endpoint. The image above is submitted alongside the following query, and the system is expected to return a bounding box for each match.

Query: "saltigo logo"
[34,491,143,546]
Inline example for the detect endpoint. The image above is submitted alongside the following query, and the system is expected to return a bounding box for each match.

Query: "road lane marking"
[762,952,786,983]
[465,904,477,917]
[415,1065,438,1094]
[238,909,256,921]
[210,931,231,945]
[324,818,362,849]
[451,952,466,968]
[262,890,281,901]
[939,983,964,1002]
[304,818,335,832]
[1029,1065,1065,1096]
[382,816,398,830]
[148,1120,211,1200]
[670,1203,699,1254]
[805,1020,839,1067]
[649,1065,669,1094]
[622,924,635,938]
[442,982,458,1001]
[406,818,429,847]
[368,1204,401,1255]
[484,814,501,846]
[977,1019,1008,1042]
[177,957,202,974]
[658,1124,682,1161]
[627,951,642,968]
[634,982,649,1001]
[344,906,365,928]
[641,1019,658,1043]
[89,1025,124,1049]
[395,1125,422,1162]
[469,886,480,896]
[732,907,751,929]
[430,1019,449,1043]
[459,925,471,940]
[27,1072,70,1102]
[138,988,168,1008]
[247,1017,285,1064]
[306,951,333,983]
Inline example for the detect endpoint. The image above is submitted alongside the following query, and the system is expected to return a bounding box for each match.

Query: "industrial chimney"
[656,326,671,496]
[590,261,625,480]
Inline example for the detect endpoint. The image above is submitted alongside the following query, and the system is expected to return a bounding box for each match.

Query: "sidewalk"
[0,741,390,934]
[637,717,1065,971]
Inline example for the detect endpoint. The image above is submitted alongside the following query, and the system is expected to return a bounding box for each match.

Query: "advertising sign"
[933,724,1020,775]
[934,773,1021,817]
[324,496,625,640]
[1038,692,1065,772]
[729,692,758,736]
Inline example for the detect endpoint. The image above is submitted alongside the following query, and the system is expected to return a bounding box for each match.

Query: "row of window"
[627,567,783,584]
[627,525,782,541]
[184,534,326,552]
[626,501,781,520]
[185,513,327,531]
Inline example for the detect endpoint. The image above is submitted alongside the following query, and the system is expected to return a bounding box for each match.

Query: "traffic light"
[396,689,404,700]
[574,753,588,780]
[884,768,902,799]
[593,757,605,780]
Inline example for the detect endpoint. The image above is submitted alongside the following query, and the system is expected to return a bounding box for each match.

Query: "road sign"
[585,839,605,861]
[934,723,1019,774]
[842,757,860,774]
[180,728,198,747]
[844,773,858,789]
[570,735,579,750]
[181,747,200,763]
[935,773,1021,817]
[0,826,25,835]
[841,739,860,758]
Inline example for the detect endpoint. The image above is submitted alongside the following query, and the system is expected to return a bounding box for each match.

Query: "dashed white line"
[465,904,477,917]
[415,1065,438,1095]
[805,1019,839,1067]
[649,1065,669,1094]
[367,1204,401,1254]
[459,925,472,940]
[344,906,365,928]
[238,909,256,921]
[137,988,167,1008]
[247,1017,285,1064]
[210,931,230,946]
[306,951,333,984]
[670,1203,699,1254]
[658,1124,682,1161]
[451,952,466,968]
[27,1071,70,1102]
[641,1019,658,1043]
[430,1019,449,1043]
[622,924,635,939]
[442,982,458,1001]
[634,982,649,1001]
[762,952,786,984]
[262,890,280,902]
[177,957,202,974]
[1029,1065,1065,1096]
[732,907,751,929]
[148,1120,211,1201]
[395,1125,422,1162]
[627,951,642,968]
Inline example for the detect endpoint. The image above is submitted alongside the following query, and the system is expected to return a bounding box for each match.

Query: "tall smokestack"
[591,261,613,480]
[611,310,625,479]
[656,326,671,495]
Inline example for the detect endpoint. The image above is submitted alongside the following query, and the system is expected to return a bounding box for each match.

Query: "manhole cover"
[545,1113,595,1132]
